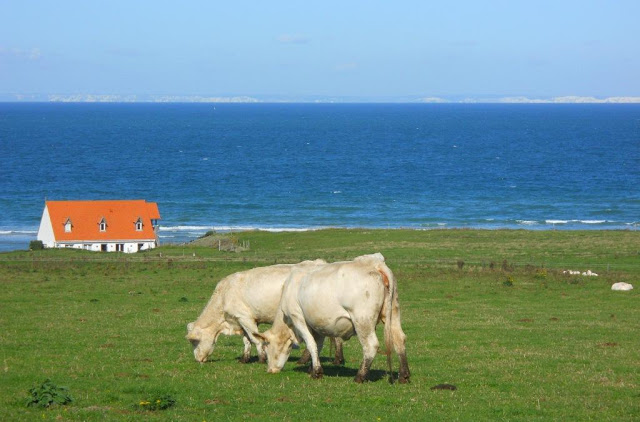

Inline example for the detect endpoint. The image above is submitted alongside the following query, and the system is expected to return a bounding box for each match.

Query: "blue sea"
[1,103,639,252]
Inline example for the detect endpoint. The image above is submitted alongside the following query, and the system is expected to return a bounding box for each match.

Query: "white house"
[37,200,161,253]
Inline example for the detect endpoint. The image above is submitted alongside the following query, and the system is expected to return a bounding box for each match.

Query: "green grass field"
[1,229,638,421]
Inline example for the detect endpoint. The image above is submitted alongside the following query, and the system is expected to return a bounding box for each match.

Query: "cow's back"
[296,258,386,338]
[233,265,293,323]
[226,260,326,324]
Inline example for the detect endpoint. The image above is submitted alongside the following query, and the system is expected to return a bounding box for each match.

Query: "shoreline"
[3,224,638,254]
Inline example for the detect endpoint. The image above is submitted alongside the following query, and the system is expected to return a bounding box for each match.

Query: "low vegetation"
[1,229,638,420]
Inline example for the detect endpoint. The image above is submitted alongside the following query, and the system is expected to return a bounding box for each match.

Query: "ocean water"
[1,103,638,251]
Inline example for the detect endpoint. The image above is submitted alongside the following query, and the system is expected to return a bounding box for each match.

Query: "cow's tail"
[377,261,395,383]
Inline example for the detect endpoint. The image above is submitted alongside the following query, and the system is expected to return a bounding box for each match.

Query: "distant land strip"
[2,94,640,104]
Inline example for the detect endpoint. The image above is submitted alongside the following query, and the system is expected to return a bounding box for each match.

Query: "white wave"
[546,220,568,225]
[579,220,606,224]
[517,220,538,225]
[159,225,323,233]
[158,225,214,232]
[0,229,38,235]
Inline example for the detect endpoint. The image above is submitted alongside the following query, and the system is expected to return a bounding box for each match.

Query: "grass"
[0,229,638,421]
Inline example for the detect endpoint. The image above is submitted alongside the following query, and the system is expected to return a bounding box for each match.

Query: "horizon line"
[2,94,640,104]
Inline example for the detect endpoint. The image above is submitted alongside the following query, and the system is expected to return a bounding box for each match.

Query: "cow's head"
[186,322,218,363]
[254,328,297,373]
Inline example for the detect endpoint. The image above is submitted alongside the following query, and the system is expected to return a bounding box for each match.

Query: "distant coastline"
[2,94,640,104]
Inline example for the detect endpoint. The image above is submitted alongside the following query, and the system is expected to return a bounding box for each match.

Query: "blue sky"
[1,1,639,100]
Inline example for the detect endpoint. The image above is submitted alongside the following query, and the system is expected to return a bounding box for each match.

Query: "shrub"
[26,379,73,408]
[29,240,44,251]
[199,230,216,239]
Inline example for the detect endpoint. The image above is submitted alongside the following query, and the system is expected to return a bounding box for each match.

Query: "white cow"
[186,260,344,364]
[256,253,410,383]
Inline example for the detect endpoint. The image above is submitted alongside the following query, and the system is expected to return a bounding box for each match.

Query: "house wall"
[37,205,56,247]
[56,241,156,253]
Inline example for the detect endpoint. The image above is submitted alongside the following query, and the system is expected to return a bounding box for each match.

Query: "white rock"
[611,282,634,291]
[564,269,597,276]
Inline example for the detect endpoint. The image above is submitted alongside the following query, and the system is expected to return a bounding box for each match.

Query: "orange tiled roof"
[46,200,161,242]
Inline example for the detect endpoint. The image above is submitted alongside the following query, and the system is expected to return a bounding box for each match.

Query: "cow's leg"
[392,327,410,383]
[332,337,345,365]
[354,329,379,383]
[296,348,312,365]
[239,335,252,363]
[236,317,267,363]
[308,332,325,378]
[294,325,324,379]
[299,337,341,366]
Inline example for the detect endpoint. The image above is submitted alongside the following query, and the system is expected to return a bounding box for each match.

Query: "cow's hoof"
[332,358,345,366]
[354,375,367,384]
[238,357,250,364]
[310,367,323,379]
[399,369,411,384]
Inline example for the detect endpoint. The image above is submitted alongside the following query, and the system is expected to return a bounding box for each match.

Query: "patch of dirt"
[205,399,230,405]
[431,384,457,391]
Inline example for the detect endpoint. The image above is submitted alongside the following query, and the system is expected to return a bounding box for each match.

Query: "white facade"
[53,241,156,253]
[37,206,56,248]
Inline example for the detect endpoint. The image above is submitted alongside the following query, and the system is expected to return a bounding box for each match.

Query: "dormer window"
[135,217,143,231]
[99,217,107,232]
[64,218,73,233]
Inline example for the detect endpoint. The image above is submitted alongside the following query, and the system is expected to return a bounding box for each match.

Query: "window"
[99,217,107,232]
[64,218,72,233]
[116,244,124,252]
[135,217,143,231]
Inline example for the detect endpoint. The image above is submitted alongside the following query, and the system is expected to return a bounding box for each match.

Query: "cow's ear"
[186,326,200,340]
[186,322,195,333]
[253,332,269,345]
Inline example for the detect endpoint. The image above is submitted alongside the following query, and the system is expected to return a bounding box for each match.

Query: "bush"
[199,230,216,239]
[29,240,44,251]
[26,379,73,408]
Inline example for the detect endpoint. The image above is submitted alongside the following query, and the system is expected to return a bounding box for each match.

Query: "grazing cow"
[186,260,343,364]
[256,253,410,383]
